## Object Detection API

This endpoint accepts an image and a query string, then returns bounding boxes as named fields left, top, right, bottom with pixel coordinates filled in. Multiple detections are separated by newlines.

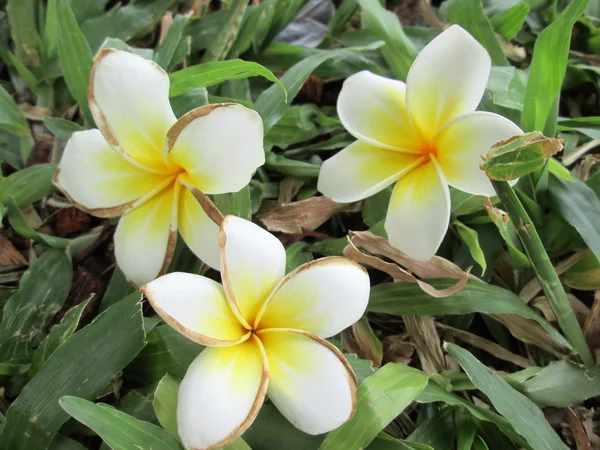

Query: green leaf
left=0, top=83, right=31, bottom=136
left=330, top=0, right=359, bottom=35
left=55, top=0, right=94, bottom=125
left=265, top=152, right=320, bottom=178
left=169, top=59, right=285, bottom=99
left=0, top=249, right=72, bottom=364
left=42, top=117, right=84, bottom=141
left=60, top=396, right=181, bottom=450
left=252, top=0, right=311, bottom=52
left=154, top=15, right=189, bottom=70
left=417, top=382, right=526, bottom=447
left=254, top=44, right=379, bottom=133
left=99, top=266, right=135, bottom=312
left=448, top=0, right=508, bottom=66
left=406, top=407, right=455, bottom=450
left=153, top=373, right=180, bottom=441
left=320, top=363, right=429, bottom=450
left=202, top=0, right=248, bottom=63
left=548, top=173, right=600, bottom=262
left=362, top=187, right=392, bottom=228
left=0, top=163, right=57, bottom=208
left=454, top=221, right=487, bottom=273
left=446, top=343, right=568, bottom=450
left=517, top=360, right=600, bottom=407
left=563, top=250, right=600, bottom=290
left=480, top=132, right=563, bottom=181
left=0, top=129, right=34, bottom=170
left=285, top=241, right=314, bottom=273
left=126, top=324, right=202, bottom=383
left=368, top=280, right=571, bottom=351
left=0, top=292, right=146, bottom=449
left=356, top=0, right=417, bottom=80
left=0, top=50, right=40, bottom=94
left=29, top=298, right=90, bottom=377
left=490, top=2, right=531, bottom=40
left=485, top=66, right=527, bottom=112
left=521, top=0, right=588, bottom=132
left=213, top=185, right=252, bottom=220
left=100, top=37, right=154, bottom=60
left=6, top=0, right=41, bottom=67
left=81, top=0, right=175, bottom=53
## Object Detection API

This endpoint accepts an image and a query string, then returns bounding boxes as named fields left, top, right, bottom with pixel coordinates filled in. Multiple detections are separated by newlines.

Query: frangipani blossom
left=141, top=216, right=370, bottom=450
left=318, top=25, right=523, bottom=261
left=54, top=49, right=264, bottom=286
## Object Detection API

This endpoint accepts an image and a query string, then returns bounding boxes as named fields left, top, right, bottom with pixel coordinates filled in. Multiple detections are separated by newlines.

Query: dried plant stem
left=492, top=180, right=594, bottom=367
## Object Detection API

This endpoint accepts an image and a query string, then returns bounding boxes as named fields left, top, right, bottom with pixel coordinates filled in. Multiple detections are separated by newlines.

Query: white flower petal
left=318, top=140, right=425, bottom=203
left=141, top=272, right=248, bottom=346
left=177, top=337, right=268, bottom=450
left=89, top=49, right=176, bottom=172
left=337, top=71, right=425, bottom=151
left=221, top=216, right=286, bottom=328
left=258, top=329, right=357, bottom=435
left=256, top=257, right=370, bottom=338
left=114, top=183, right=178, bottom=287
left=385, top=160, right=450, bottom=261
left=406, top=25, right=491, bottom=141
left=54, top=129, right=170, bottom=217
left=433, top=112, right=524, bottom=196
left=178, top=187, right=221, bottom=270
left=167, top=103, right=265, bottom=194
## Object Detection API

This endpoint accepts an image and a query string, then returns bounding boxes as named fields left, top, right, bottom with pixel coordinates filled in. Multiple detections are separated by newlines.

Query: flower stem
left=492, top=180, right=593, bottom=367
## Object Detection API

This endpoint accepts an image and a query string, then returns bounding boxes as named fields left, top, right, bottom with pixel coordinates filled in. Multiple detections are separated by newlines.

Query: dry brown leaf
left=583, top=291, right=600, bottom=350
left=341, top=317, right=383, bottom=368
left=436, top=322, right=533, bottom=368
left=493, top=314, right=569, bottom=357
left=0, top=235, right=27, bottom=267
left=383, top=336, right=414, bottom=365
left=20, top=104, right=52, bottom=121
left=404, top=316, right=445, bottom=374
left=278, top=177, right=304, bottom=204
left=258, top=197, right=361, bottom=234
left=520, top=249, right=591, bottom=303
left=350, top=230, right=478, bottom=281
left=345, top=232, right=472, bottom=297
left=159, top=11, right=173, bottom=45
left=567, top=408, right=592, bottom=450
left=532, top=295, right=590, bottom=327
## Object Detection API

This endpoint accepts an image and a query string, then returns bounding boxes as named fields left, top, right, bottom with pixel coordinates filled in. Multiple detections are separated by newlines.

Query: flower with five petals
left=141, top=216, right=370, bottom=450
left=317, top=25, right=523, bottom=261
left=54, top=49, right=264, bottom=286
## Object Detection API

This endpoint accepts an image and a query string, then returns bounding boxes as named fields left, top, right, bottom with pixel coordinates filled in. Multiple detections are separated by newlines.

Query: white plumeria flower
left=54, top=49, right=264, bottom=286
left=317, top=25, right=523, bottom=261
left=141, top=216, right=370, bottom=450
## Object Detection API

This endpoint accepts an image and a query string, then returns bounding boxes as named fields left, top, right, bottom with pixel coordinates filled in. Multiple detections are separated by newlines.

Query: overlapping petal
left=385, top=160, right=450, bottom=261
left=258, top=329, right=357, bottom=435
left=167, top=103, right=264, bottom=194
left=221, top=215, right=286, bottom=328
left=256, top=257, right=370, bottom=338
left=177, top=336, right=268, bottom=450
left=141, top=272, right=248, bottom=346
left=406, top=25, right=491, bottom=141
left=89, top=49, right=176, bottom=172
left=433, top=112, right=524, bottom=196
left=114, top=182, right=179, bottom=287
left=336, top=71, right=425, bottom=150
left=317, top=141, right=424, bottom=203
left=54, top=129, right=169, bottom=217
left=178, top=187, right=221, bottom=270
